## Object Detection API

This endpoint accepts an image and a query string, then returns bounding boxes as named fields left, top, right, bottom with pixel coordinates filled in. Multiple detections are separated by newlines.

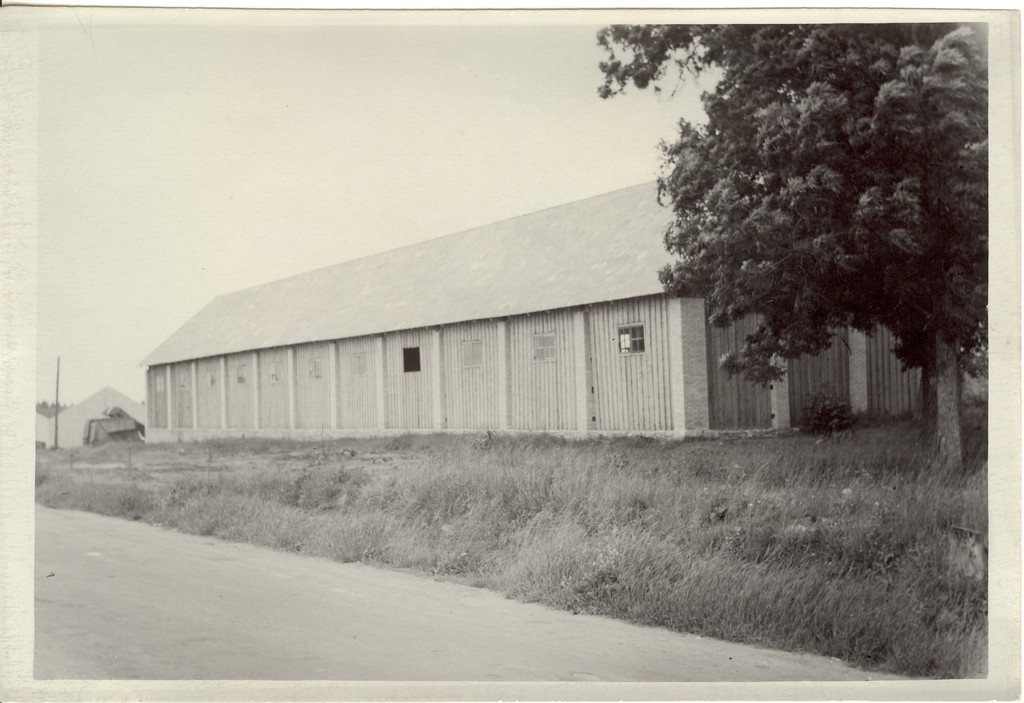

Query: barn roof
left=142, top=182, right=674, bottom=367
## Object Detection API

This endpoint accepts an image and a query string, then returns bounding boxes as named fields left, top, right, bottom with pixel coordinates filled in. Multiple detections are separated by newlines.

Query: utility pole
left=54, top=357, right=60, bottom=449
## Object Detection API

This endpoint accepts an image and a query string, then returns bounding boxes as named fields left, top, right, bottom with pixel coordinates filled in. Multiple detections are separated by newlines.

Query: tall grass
left=36, top=421, right=986, bottom=678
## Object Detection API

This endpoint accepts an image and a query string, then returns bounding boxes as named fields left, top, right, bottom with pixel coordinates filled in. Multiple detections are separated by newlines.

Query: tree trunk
left=933, top=335, right=963, bottom=472
left=919, top=341, right=936, bottom=430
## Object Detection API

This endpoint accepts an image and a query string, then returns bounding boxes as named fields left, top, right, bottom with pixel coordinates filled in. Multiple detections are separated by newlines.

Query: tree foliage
left=598, top=24, right=987, bottom=390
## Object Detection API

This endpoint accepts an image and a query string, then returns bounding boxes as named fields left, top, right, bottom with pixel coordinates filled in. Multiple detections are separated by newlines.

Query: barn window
left=155, top=374, right=165, bottom=392
left=462, top=340, right=483, bottom=368
left=352, top=353, right=368, bottom=377
left=618, top=323, right=645, bottom=354
left=403, top=347, right=421, bottom=373
left=270, top=362, right=281, bottom=383
left=533, top=333, right=556, bottom=362
left=208, top=371, right=216, bottom=387
left=309, top=358, right=322, bottom=379
left=237, top=365, right=247, bottom=384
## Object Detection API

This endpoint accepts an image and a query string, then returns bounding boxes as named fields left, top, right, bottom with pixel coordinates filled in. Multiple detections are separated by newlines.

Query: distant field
left=36, top=408, right=987, bottom=679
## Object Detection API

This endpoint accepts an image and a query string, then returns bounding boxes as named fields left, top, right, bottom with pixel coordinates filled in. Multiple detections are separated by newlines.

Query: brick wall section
left=669, top=297, right=711, bottom=433
left=679, top=298, right=710, bottom=431
left=848, top=328, right=869, bottom=413
left=770, top=365, right=791, bottom=429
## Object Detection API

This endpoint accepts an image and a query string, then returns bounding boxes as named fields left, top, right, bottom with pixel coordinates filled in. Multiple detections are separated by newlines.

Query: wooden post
left=53, top=356, right=60, bottom=449
left=251, top=351, right=260, bottom=430
left=572, top=310, right=589, bottom=433
left=496, top=320, right=508, bottom=430
left=219, top=356, right=228, bottom=429
left=373, top=336, right=386, bottom=430
left=287, top=346, right=296, bottom=431
left=328, top=341, right=339, bottom=430
left=430, top=329, right=443, bottom=430
left=165, top=366, right=174, bottom=430
left=190, top=360, right=199, bottom=430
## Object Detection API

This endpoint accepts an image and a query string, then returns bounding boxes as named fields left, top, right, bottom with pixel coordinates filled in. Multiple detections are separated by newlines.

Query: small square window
left=155, top=374, right=165, bottom=392
left=237, top=365, right=247, bottom=384
left=208, top=371, right=216, bottom=387
left=462, top=340, right=483, bottom=368
left=309, top=358, right=322, bottom=379
left=352, top=353, right=368, bottom=377
left=270, top=361, right=281, bottom=383
left=533, top=333, right=556, bottom=362
left=618, top=323, right=646, bottom=354
left=403, top=346, right=421, bottom=373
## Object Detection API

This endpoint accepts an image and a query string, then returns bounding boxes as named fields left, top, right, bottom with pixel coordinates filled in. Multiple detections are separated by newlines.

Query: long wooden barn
left=142, top=183, right=919, bottom=442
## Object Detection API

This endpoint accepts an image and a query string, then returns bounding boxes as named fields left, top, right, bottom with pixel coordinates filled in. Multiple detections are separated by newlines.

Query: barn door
left=176, top=366, right=193, bottom=428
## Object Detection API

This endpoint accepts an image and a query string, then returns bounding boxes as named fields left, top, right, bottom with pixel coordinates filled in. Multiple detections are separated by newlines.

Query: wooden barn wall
left=196, top=357, right=222, bottom=429
left=441, top=320, right=502, bottom=430
left=866, top=326, right=921, bottom=416
left=295, top=341, right=332, bottom=430
left=337, top=336, right=379, bottom=429
left=590, top=297, right=672, bottom=432
left=147, top=366, right=167, bottom=429
left=787, top=329, right=851, bottom=426
left=508, top=310, right=578, bottom=431
left=258, top=347, right=290, bottom=429
left=225, top=351, right=254, bottom=429
left=384, top=328, right=435, bottom=430
left=171, top=361, right=193, bottom=429
left=706, top=315, right=772, bottom=429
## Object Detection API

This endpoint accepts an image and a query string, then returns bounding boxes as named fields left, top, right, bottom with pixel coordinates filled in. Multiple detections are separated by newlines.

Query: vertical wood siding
left=441, top=320, right=502, bottom=429
left=171, top=362, right=193, bottom=429
left=336, top=336, right=379, bottom=429
left=589, top=296, right=672, bottom=432
left=196, top=357, right=222, bottom=428
left=294, top=341, right=332, bottom=430
left=258, top=347, right=290, bottom=429
left=508, top=310, right=578, bottom=431
left=866, top=326, right=921, bottom=416
left=224, top=352, right=254, bottom=429
left=384, top=329, right=434, bottom=430
left=148, top=366, right=167, bottom=429
left=705, top=315, right=772, bottom=429
left=787, top=329, right=851, bottom=426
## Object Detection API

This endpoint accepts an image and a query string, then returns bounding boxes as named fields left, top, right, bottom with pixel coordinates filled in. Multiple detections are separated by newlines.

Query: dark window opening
left=403, top=346, right=421, bottom=373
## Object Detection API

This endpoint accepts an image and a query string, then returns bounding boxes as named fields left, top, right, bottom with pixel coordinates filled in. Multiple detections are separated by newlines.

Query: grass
left=36, top=413, right=987, bottom=679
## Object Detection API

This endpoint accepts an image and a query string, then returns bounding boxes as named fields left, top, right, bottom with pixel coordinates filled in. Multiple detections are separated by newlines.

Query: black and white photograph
left=0, top=6, right=1018, bottom=701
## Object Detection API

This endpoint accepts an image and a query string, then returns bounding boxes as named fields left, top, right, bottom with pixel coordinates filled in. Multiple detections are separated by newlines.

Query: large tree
left=598, top=24, right=987, bottom=469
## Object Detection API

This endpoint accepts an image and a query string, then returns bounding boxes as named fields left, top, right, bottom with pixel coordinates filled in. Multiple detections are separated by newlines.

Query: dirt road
left=35, top=507, right=896, bottom=681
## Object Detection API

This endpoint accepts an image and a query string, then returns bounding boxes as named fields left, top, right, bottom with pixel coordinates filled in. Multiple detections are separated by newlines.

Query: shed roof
left=142, top=182, right=674, bottom=366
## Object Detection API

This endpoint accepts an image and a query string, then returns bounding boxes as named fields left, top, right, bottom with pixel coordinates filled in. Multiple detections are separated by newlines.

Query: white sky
left=33, top=11, right=713, bottom=406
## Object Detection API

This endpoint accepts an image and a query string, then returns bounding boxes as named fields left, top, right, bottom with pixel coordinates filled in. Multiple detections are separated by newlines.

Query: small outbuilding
left=84, top=407, right=145, bottom=446
left=50, top=387, right=146, bottom=449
